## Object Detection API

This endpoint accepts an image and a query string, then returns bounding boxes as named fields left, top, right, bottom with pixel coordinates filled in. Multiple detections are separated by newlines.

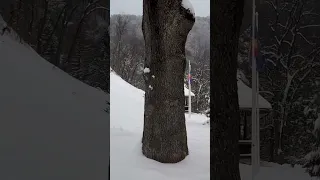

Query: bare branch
left=299, top=24, right=320, bottom=29
left=297, top=32, right=315, bottom=45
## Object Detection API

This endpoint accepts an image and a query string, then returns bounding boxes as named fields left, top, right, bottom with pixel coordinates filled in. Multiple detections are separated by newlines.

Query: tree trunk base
left=142, top=130, right=188, bottom=163
left=142, top=143, right=188, bottom=163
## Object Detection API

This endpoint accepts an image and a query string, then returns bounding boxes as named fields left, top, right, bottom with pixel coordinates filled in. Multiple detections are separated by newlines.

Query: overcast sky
left=110, top=0, right=210, bottom=17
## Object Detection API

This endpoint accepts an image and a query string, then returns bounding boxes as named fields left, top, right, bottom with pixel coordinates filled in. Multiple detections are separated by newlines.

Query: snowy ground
left=0, top=18, right=109, bottom=180
left=110, top=71, right=210, bottom=180
left=241, top=163, right=314, bottom=180
left=110, top=71, right=314, bottom=180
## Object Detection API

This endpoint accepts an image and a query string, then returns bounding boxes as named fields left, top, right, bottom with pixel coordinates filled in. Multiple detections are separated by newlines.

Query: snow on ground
left=110, top=71, right=144, bottom=131
left=241, top=164, right=314, bottom=180
left=110, top=71, right=314, bottom=180
left=0, top=17, right=109, bottom=180
left=110, top=71, right=210, bottom=180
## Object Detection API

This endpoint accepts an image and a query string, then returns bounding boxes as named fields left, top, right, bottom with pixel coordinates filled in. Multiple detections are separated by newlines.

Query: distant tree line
left=0, top=0, right=110, bottom=93
left=110, top=14, right=210, bottom=113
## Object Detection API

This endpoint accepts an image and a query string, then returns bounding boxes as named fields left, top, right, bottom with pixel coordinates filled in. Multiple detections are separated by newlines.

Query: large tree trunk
left=141, top=0, right=195, bottom=163
left=211, top=0, right=244, bottom=179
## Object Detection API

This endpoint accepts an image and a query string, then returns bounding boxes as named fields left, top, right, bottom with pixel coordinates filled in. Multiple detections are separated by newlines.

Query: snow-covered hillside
left=0, top=18, right=109, bottom=180
left=110, top=65, right=313, bottom=180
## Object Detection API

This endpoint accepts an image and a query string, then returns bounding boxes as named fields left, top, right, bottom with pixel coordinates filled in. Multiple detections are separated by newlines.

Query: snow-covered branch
left=277, top=22, right=286, bottom=29
left=299, top=24, right=320, bottom=29
left=260, top=91, right=275, bottom=96
left=297, top=32, right=315, bottom=45
left=265, top=1, right=277, bottom=11
left=265, top=58, right=276, bottom=66
left=291, top=54, right=305, bottom=61
left=85, top=7, right=109, bottom=17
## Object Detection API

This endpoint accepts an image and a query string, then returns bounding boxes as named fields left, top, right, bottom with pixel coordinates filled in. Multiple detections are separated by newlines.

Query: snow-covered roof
left=237, top=80, right=272, bottom=109
left=184, top=85, right=195, bottom=96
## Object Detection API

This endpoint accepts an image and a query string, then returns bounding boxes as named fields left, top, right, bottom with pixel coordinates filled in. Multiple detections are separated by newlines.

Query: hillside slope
left=0, top=19, right=109, bottom=180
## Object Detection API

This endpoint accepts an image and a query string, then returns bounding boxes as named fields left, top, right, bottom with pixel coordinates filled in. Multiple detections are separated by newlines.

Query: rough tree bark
left=211, top=0, right=244, bottom=179
left=141, top=0, right=195, bottom=163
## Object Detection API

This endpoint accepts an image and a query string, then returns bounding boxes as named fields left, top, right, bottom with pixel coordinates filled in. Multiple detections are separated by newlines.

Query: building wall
left=240, top=109, right=274, bottom=161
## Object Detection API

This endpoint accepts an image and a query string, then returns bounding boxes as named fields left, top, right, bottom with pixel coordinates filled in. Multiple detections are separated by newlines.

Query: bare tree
left=54, top=4, right=78, bottom=67
left=63, top=0, right=108, bottom=71
left=141, top=0, right=195, bottom=163
left=188, top=36, right=210, bottom=112
left=211, top=0, right=244, bottom=179
left=258, top=0, right=320, bottom=159
left=110, top=14, right=130, bottom=74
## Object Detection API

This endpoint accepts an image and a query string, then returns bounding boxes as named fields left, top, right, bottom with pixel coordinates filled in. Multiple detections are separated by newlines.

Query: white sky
left=110, top=0, right=210, bottom=17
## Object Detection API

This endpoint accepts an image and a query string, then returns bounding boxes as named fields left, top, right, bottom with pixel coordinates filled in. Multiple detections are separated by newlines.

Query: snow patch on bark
left=182, top=0, right=195, bottom=17
left=143, top=68, right=150, bottom=73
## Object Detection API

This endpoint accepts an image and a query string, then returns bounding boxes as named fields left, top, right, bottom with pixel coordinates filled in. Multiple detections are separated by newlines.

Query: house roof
left=237, top=80, right=272, bottom=109
left=184, top=85, right=195, bottom=96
